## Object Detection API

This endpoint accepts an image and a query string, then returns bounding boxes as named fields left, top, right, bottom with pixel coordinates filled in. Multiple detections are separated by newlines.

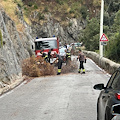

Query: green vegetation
left=0, top=30, right=3, bottom=48
left=80, top=17, right=100, bottom=51
left=44, top=6, right=49, bottom=12
left=105, top=10, right=120, bottom=62
left=56, top=0, right=63, bottom=5
left=38, top=12, right=45, bottom=20
left=69, top=22, right=72, bottom=27
left=80, top=0, right=120, bottom=63
left=21, top=0, right=94, bottom=24
left=1, top=0, right=101, bottom=25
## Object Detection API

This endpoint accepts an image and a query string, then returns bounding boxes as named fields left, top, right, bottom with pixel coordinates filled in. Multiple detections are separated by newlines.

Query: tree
left=106, top=10, right=120, bottom=62
left=112, top=10, right=120, bottom=32
left=106, top=32, right=120, bottom=62
left=80, top=17, right=100, bottom=51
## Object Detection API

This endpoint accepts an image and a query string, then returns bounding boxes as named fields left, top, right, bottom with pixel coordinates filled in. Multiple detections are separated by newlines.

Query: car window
left=106, top=71, right=119, bottom=88
left=111, top=71, right=120, bottom=89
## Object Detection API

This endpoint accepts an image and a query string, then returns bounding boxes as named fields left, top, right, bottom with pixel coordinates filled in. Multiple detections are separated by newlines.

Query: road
left=0, top=58, right=110, bottom=120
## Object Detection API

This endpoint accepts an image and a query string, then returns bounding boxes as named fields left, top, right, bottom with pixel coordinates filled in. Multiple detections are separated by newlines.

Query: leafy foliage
left=112, top=10, right=120, bottom=32
left=80, top=1, right=120, bottom=63
left=106, top=32, right=120, bottom=62
left=105, top=10, right=120, bottom=62
left=80, top=17, right=100, bottom=51
left=80, top=6, right=88, bottom=19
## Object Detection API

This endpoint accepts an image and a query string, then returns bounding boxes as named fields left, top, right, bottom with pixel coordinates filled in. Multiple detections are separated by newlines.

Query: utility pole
left=99, top=0, right=104, bottom=57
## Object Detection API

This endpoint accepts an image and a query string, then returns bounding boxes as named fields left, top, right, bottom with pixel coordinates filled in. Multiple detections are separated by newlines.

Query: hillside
left=0, top=0, right=101, bottom=30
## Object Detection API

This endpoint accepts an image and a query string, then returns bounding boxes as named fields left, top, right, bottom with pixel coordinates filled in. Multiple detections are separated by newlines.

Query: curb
left=0, top=77, right=24, bottom=96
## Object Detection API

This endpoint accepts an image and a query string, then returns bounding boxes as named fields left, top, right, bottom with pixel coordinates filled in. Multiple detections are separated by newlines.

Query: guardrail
left=83, top=50, right=120, bottom=74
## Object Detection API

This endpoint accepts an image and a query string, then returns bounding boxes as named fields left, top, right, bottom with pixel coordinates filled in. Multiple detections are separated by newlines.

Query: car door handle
left=102, top=96, right=105, bottom=99
left=108, top=95, right=110, bottom=98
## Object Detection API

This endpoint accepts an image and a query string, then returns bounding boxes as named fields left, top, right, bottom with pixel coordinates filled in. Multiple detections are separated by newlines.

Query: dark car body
left=94, top=67, right=120, bottom=120
left=111, top=104, right=120, bottom=120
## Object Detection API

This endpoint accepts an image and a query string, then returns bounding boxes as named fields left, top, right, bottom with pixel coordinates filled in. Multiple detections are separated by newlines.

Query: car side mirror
left=111, top=104, right=120, bottom=115
left=93, top=83, right=105, bottom=90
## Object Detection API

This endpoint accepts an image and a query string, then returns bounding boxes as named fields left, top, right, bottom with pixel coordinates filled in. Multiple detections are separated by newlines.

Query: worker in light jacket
left=77, top=49, right=86, bottom=74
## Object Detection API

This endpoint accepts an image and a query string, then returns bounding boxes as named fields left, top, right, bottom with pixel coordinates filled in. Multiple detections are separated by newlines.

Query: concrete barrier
left=0, top=76, right=25, bottom=96
left=83, top=50, right=120, bottom=74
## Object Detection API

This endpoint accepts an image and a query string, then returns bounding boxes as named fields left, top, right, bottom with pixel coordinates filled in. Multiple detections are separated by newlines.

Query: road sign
left=100, top=33, right=108, bottom=42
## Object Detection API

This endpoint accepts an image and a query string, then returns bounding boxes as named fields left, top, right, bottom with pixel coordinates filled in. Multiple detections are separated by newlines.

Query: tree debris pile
left=22, top=56, right=56, bottom=77
left=22, top=56, right=78, bottom=77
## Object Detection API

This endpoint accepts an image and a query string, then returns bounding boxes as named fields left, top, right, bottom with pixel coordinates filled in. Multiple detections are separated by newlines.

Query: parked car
left=111, top=104, right=120, bottom=120
left=74, top=42, right=82, bottom=48
left=94, top=67, right=120, bottom=120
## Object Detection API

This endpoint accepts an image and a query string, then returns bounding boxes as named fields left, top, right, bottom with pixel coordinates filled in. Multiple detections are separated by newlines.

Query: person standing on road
left=40, top=50, right=49, bottom=63
left=48, top=48, right=53, bottom=63
left=53, top=52, right=63, bottom=75
left=77, top=49, right=86, bottom=74
left=65, top=49, right=71, bottom=65
left=64, top=42, right=67, bottom=49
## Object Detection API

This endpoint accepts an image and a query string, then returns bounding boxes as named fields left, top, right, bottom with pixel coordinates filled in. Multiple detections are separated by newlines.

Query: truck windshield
left=35, top=40, right=57, bottom=50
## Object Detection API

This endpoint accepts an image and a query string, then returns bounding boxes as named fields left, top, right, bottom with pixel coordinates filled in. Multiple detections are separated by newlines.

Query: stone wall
left=84, top=51, right=120, bottom=74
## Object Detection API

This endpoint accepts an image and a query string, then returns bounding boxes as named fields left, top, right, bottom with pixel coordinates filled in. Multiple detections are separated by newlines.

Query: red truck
left=33, top=37, right=59, bottom=58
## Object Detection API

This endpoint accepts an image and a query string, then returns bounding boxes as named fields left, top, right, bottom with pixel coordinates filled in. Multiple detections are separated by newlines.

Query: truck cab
left=33, top=37, right=59, bottom=60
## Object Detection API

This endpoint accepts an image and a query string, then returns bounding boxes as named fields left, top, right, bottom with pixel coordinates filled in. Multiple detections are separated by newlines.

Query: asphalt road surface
left=0, top=58, right=110, bottom=120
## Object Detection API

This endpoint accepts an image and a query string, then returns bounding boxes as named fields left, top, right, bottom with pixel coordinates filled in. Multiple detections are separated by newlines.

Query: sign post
left=99, top=0, right=104, bottom=57
left=100, top=33, right=108, bottom=56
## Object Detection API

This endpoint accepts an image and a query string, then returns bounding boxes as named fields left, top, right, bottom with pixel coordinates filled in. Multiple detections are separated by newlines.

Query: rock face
left=0, top=8, right=86, bottom=87
left=0, top=9, right=33, bottom=87
left=31, top=14, right=86, bottom=44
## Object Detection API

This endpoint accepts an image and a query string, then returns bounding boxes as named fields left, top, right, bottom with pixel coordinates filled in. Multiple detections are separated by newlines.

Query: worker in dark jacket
left=65, top=49, right=71, bottom=65
left=48, top=48, right=53, bottom=63
left=77, top=49, right=86, bottom=74
left=40, top=50, right=49, bottom=63
left=53, top=52, right=63, bottom=75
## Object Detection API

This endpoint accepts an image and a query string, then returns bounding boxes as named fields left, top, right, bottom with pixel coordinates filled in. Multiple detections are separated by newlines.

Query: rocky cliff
left=0, top=7, right=86, bottom=88
left=0, top=8, right=33, bottom=87
left=31, top=14, right=86, bottom=44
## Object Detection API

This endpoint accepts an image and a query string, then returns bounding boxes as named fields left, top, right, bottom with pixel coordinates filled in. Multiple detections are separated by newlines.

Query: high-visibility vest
left=66, top=52, right=71, bottom=58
